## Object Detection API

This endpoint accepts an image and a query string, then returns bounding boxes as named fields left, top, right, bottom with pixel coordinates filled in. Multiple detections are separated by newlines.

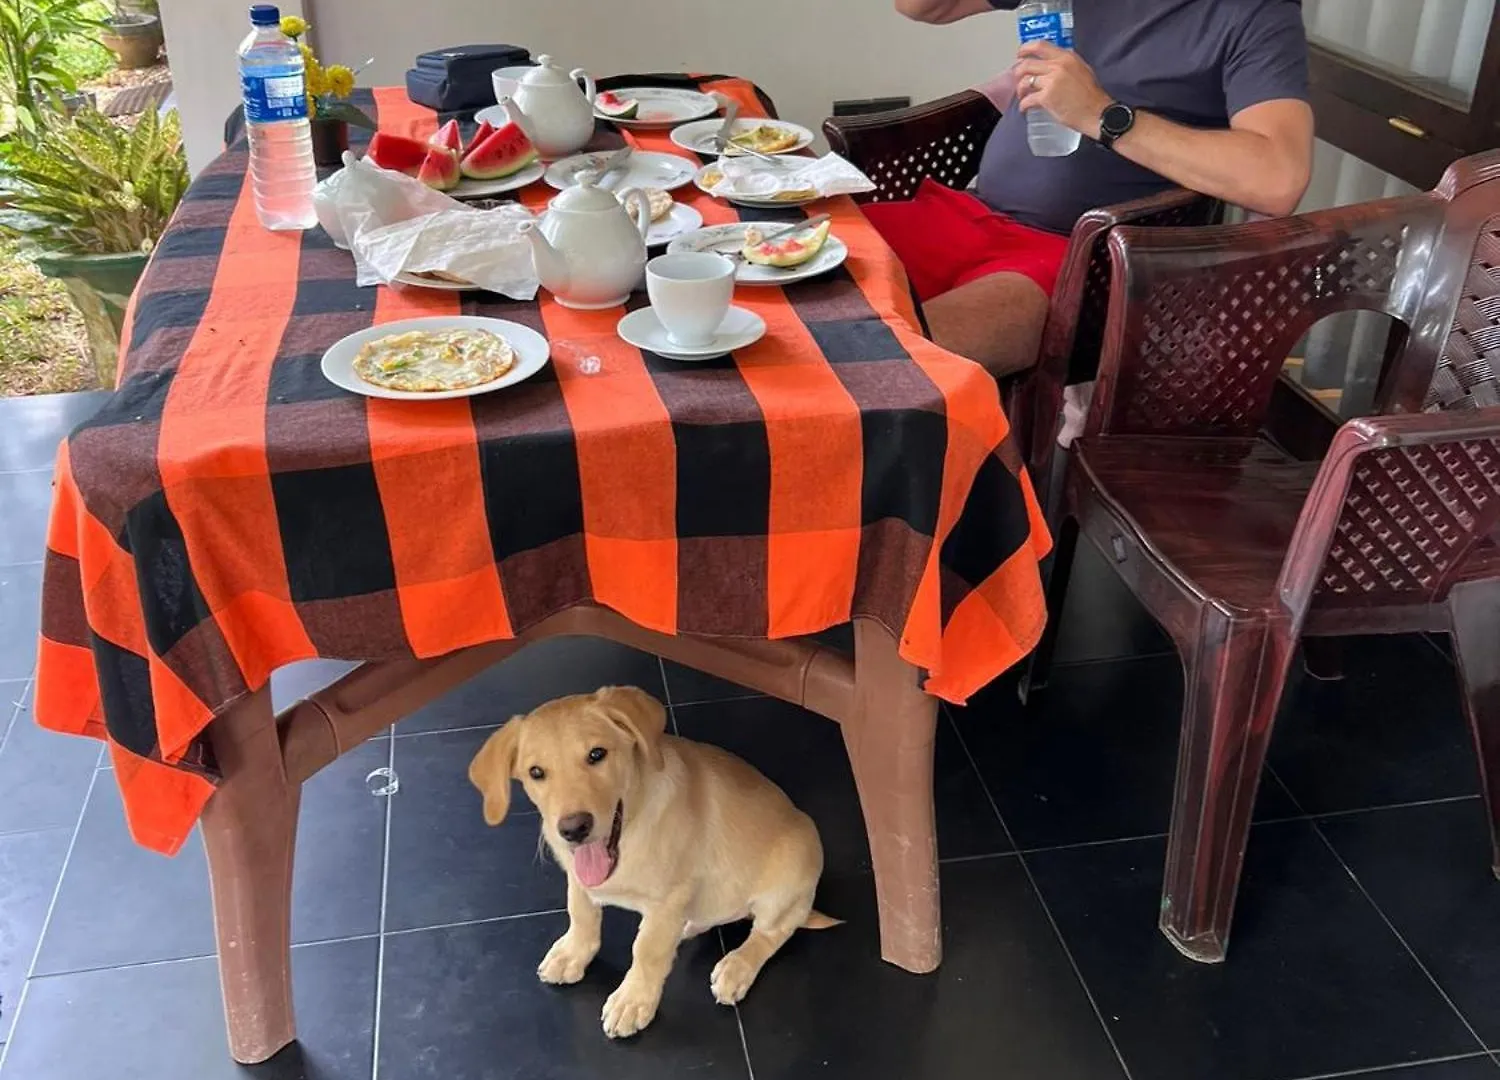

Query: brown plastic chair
left=1025, top=150, right=1500, bottom=963
left=823, top=90, right=1222, bottom=463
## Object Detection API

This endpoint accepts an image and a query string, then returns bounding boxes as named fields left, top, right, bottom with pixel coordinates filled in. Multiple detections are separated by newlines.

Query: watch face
left=1102, top=103, right=1133, bottom=135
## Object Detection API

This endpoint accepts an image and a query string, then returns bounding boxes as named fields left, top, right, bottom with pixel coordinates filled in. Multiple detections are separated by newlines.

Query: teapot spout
left=498, top=95, right=534, bottom=140
left=520, top=221, right=568, bottom=294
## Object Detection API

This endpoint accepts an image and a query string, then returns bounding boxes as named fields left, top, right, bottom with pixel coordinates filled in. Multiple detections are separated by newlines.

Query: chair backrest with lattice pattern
left=1309, top=155, right=1500, bottom=611
left=825, top=92, right=1000, bottom=205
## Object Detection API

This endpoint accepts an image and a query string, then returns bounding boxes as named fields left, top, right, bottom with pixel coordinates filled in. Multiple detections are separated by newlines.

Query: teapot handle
left=572, top=69, right=596, bottom=110
left=618, top=187, right=652, bottom=240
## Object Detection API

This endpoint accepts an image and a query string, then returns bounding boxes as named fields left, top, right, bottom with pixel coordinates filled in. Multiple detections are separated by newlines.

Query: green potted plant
left=0, top=107, right=189, bottom=385
left=0, top=0, right=104, bottom=135
left=100, top=0, right=163, bottom=70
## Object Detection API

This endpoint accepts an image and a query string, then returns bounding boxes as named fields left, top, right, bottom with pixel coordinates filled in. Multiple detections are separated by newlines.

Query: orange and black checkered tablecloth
left=35, top=77, right=1050, bottom=855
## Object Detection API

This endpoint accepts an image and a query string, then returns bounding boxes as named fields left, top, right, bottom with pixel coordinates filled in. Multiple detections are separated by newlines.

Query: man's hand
left=895, top=0, right=998, bottom=26
left=1013, top=41, right=1111, bottom=138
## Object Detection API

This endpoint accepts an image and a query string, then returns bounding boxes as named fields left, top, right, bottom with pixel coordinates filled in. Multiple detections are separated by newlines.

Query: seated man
left=881, top=0, right=1315, bottom=381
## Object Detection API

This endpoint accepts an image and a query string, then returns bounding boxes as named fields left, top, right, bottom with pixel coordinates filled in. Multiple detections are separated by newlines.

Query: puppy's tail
left=801, top=910, right=843, bottom=931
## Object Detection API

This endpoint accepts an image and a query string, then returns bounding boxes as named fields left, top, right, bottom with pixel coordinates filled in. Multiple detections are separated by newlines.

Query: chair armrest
left=1278, top=408, right=1500, bottom=620
left=823, top=90, right=1000, bottom=204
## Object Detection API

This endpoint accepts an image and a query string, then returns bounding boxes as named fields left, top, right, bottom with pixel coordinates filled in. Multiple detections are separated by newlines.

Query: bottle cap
left=249, top=4, right=281, bottom=26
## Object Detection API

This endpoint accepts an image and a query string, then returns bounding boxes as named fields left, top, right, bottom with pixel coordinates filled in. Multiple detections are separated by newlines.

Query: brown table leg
left=843, top=617, right=942, bottom=973
left=200, top=685, right=300, bottom=1064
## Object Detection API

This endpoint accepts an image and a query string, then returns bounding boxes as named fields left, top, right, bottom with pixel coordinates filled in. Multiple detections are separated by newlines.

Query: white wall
left=163, top=0, right=1018, bottom=174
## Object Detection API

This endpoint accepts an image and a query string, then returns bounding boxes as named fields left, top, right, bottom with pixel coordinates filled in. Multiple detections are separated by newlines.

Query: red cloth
left=863, top=178, right=1071, bottom=303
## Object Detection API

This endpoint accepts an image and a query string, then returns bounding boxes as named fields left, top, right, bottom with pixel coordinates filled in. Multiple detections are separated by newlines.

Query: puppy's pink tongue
left=573, top=840, right=613, bottom=887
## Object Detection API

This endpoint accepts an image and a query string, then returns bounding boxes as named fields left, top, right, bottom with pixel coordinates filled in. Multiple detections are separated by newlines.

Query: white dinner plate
left=595, top=87, right=719, bottom=128
left=391, top=271, right=473, bottom=291
left=448, top=160, right=546, bottom=199
left=544, top=150, right=697, bottom=193
left=692, top=162, right=822, bottom=209
left=670, top=118, right=815, bottom=158
left=667, top=223, right=848, bottom=285
left=321, top=316, right=552, bottom=401
left=618, top=305, right=766, bottom=361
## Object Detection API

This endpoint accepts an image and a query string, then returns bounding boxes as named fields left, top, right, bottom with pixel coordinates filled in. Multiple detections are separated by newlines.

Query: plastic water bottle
left=238, top=4, right=317, bottom=230
left=1016, top=0, right=1082, bottom=158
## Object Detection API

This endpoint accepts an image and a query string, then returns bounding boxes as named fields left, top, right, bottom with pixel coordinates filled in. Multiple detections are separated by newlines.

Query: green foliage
left=0, top=0, right=105, bottom=136
left=0, top=106, right=188, bottom=255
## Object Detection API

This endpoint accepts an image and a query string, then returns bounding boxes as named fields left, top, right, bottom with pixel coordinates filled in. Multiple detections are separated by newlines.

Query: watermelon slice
left=417, top=146, right=460, bottom=191
left=742, top=220, right=832, bottom=269
left=468, top=119, right=498, bottom=152
left=460, top=121, right=539, bottom=180
left=366, top=132, right=432, bottom=176
left=430, top=119, right=463, bottom=154
left=596, top=91, right=639, bottom=120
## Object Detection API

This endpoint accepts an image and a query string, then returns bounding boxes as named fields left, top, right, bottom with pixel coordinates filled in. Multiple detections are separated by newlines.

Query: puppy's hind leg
left=710, top=887, right=815, bottom=1006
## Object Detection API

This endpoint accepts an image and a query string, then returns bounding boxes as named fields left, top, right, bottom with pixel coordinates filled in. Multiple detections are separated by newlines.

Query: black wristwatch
left=1098, top=101, right=1136, bottom=150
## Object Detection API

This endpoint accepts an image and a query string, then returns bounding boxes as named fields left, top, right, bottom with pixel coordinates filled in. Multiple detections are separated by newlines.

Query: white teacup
left=646, top=252, right=736, bottom=348
left=491, top=65, right=537, bottom=104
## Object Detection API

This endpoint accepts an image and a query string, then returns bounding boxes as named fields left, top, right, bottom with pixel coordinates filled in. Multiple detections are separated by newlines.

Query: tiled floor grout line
left=942, top=705, right=1137, bottom=1080
left=369, top=732, right=397, bottom=1080
left=1269, top=763, right=1495, bottom=1060
left=1285, top=1049, right=1500, bottom=1080
left=382, top=907, right=568, bottom=939
left=0, top=680, right=27, bottom=759
left=0, top=764, right=100, bottom=1077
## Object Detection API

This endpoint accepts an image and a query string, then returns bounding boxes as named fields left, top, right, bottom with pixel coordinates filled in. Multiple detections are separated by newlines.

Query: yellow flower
left=324, top=64, right=355, bottom=100
left=279, top=14, right=307, bottom=38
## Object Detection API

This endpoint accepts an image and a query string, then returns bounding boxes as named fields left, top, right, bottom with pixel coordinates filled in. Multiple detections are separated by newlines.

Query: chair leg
left=843, top=617, right=941, bottom=973
left=1018, top=514, right=1079, bottom=704
left=1160, top=610, right=1295, bottom=963
left=1449, top=580, right=1500, bottom=875
left=200, top=685, right=302, bottom=1064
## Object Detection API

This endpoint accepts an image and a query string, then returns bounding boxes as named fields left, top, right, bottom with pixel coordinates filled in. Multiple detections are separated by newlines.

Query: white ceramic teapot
left=523, top=173, right=650, bottom=309
left=502, top=55, right=596, bottom=159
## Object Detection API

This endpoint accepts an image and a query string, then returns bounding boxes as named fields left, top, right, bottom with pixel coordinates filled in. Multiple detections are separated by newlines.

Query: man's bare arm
left=1015, top=42, right=1313, bottom=216
left=895, top=0, right=999, bottom=26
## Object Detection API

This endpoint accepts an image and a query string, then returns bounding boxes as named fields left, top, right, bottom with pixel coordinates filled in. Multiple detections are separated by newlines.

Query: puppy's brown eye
left=587, top=747, right=607, bottom=765
left=528, top=765, right=545, bottom=781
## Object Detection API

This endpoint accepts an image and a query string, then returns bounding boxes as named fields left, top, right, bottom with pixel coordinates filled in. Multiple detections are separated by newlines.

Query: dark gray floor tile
left=385, top=725, right=561, bottom=932
left=378, top=909, right=748, bottom=1080
left=37, top=739, right=389, bottom=974
left=1319, top=800, right=1500, bottom=1048
left=1026, top=820, right=1480, bottom=1080
left=734, top=858, right=1124, bottom=1080
left=398, top=636, right=666, bottom=735
left=953, top=654, right=1298, bottom=851
left=3, top=936, right=375, bottom=1080
left=0, top=391, right=107, bottom=473
left=674, top=695, right=1012, bottom=873
left=1269, top=636, right=1476, bottom=815
left=1338, top=1056, right=1500, bottom=1078
left=1051, top=540, right=1174, bottom=665
left=0, top=563, right=41, bottom=682
left=0, top=471, right=53, bottom=567
left=0, top=697, right=100, bottom=835
left=0, top=828, right=70, bottom=1042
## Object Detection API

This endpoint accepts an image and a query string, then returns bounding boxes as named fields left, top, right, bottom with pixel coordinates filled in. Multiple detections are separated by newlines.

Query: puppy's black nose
left=558, top=812, right=594, bottom=844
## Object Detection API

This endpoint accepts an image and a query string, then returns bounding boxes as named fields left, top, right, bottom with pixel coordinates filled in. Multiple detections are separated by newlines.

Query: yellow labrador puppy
left=468, top=685, right=837, bottom=1039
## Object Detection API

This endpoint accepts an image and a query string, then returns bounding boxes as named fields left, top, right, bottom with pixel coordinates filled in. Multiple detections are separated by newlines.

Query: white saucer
left=544, top=150, right=697, bottom=193
left=618, top=305, right=766, bottom=361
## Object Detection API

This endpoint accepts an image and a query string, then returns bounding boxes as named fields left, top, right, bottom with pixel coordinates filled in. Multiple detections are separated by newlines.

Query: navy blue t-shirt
left=977, top=0, right=1309, bottom=234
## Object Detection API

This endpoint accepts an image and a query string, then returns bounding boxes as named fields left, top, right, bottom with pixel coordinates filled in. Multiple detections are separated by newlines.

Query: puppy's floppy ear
left=468, top=719, right=522, bottom=826
left=595, top=686, right=667, bottom=770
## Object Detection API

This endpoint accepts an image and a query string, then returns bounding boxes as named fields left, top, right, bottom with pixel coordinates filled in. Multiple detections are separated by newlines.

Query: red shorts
left=862, top=178, right=1070, bottom=304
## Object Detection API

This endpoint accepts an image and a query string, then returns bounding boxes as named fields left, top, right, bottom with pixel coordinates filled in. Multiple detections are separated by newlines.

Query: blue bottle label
left=242, top=70, right=308, bottom=123
left=1018, top=11, right=1074, bottom=48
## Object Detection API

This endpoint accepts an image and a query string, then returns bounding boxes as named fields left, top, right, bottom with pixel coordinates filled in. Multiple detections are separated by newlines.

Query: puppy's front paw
left=537, top=933, right=597, bottom=986
left=710, top=951, right=758, bottom=1006
left=601, top=979, right=661, bottom=1039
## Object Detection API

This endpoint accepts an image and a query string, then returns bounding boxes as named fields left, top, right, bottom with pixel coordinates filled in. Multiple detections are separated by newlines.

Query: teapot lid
left=549, top=172, right=626, bottom=212
left=519, top=55, right=576, bottom=88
